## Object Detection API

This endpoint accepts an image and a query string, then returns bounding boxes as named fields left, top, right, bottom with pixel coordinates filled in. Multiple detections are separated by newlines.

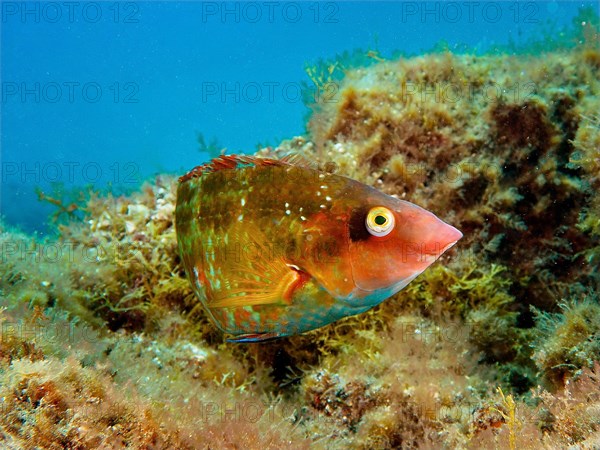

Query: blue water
left=1, top=1, right=596, bottom=234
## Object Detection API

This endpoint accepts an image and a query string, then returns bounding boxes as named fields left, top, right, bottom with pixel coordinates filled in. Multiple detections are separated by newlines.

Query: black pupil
left=374, top=215, right=387, bottom=226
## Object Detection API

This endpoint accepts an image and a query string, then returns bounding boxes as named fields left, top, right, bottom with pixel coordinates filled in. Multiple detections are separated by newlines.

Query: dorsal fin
left=179, top=155, right=280, bottom=182
left=279, top=153, right=317, bottom=169
left=179, top=153, right=315, bottom=182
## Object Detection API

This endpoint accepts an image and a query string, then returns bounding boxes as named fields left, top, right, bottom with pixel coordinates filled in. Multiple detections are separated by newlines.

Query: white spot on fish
left=316, top=191, right=321, bottom=196
left=320, top=204, right=326, bottom=209
left=320, top=185, right=328, bottom=189
left=300, top=216, right=306, bottom=221
left=238, top=214, right=243, bottom=222
left=286, top=210, right=291, bottom=215
left=193, top=267, right=202, bottom=287
left=241, top=198, right=246, bottom=206
left=326, top=196, right=332, bottom=201
left=285, top=202, right=289, bottom=208
left=299, top=207, right=303, bottom=212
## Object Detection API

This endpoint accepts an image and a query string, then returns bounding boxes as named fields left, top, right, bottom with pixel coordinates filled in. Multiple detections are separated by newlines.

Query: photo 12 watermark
left=200, top=81, right=339, bottom=105
left=200, top=2, right=339, bottom=24
left=399, top=2, right=540, bottom=24
left=400, top=81, right=538, bottom=104
left=1, top=2, right=140, bottom=24
left=198, top=400, right=276, bottom=423
left=2, top=82, right=139, bottom=104
left=0, top=320, right=101, bottom=346
left=0, top=240, right=141, bottom=265
left=1, top=161, right=141, bottom=185
left=396, top=320, right=471, bottom=345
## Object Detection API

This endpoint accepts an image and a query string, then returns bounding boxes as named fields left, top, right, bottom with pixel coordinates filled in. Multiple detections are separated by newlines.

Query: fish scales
left=176, top=155, right=462, bottom=342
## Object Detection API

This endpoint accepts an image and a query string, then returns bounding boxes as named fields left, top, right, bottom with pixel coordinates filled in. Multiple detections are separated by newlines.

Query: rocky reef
left=1, top=12, right=599, bottom=450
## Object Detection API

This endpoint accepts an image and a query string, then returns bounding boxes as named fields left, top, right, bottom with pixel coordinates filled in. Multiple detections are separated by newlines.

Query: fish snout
left=394, top=202, right=462, bottom=265
left=437, top=222, right=463, bottom=251
left=418, top=216, right=463, bottom=264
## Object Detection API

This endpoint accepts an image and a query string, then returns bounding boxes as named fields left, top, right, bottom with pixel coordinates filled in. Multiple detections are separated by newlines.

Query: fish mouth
left=423, top=246, right=456, bottom=265
left=442, top=239, right=460, bottom=253
left=422, top=222, right=463, bottom=264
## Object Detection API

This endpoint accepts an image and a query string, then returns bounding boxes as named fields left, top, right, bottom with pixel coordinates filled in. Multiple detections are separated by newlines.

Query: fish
left=175, top=154, right=462, bottom=343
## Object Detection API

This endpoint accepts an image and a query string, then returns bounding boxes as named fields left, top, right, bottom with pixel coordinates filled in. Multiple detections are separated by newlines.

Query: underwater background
left=1, top=1, right=600, bottom=448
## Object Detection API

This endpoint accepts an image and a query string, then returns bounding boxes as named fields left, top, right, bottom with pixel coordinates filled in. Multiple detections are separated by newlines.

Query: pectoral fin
left=210, top=263, right=309, bottom=308
left=208, top=223, right=310, bottom=309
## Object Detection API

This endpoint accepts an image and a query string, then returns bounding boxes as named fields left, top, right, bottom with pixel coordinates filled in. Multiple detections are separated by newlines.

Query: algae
left=1, top=9, right=600, bottom=449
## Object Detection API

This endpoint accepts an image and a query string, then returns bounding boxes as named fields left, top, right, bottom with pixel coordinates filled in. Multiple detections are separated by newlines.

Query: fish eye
left=365, top=206, right=395, bottom=237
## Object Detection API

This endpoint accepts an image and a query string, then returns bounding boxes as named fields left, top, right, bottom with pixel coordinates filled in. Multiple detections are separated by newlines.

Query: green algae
left=1, top=9, right=600, bottom=449
left=532, top=296, right=600, bottom=387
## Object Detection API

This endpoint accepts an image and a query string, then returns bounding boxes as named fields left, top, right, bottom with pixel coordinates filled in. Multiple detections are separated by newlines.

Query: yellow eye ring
left=366, top=206, right=395, bottom=237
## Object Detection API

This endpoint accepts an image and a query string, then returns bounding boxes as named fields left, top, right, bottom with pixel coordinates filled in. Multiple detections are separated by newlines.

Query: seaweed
left=2, top=7, right=600, bottom=447
left=532, top=295, right=600, bottom=388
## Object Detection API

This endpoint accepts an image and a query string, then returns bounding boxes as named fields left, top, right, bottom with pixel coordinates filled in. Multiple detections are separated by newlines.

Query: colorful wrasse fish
left=176, top=155, right=462, bottom=343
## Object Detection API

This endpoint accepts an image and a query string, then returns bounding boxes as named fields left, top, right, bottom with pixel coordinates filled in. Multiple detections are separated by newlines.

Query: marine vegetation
left=1, top=10, right=599, bottom=449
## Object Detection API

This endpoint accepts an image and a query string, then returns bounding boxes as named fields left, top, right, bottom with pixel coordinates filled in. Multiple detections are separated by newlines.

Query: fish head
left=343, top=185, right=462, bottom=307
